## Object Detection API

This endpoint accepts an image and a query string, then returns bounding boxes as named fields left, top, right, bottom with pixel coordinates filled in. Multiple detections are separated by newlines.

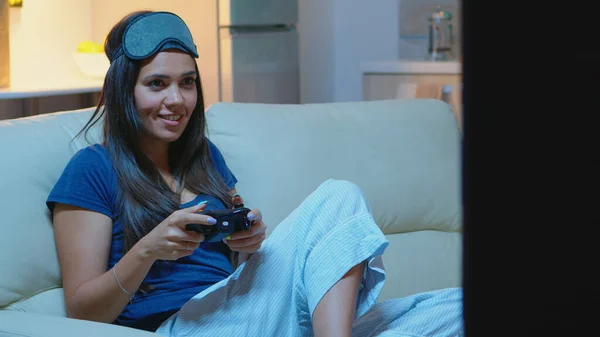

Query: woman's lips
left=158, top=115, right=181, bottom=126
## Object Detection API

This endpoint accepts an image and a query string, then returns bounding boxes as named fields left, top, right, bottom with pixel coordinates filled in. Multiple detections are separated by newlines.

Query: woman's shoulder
left=206, top=138, right=223, bottom=156
left=206, top=138, right=217, bottom=148
left=72, top=143, right=109, bottom=160
left=48, top=143, right=118, bottom=216
left=206, top=138, right=228, bottom=163
left=68, top=144, right=114, bottom=174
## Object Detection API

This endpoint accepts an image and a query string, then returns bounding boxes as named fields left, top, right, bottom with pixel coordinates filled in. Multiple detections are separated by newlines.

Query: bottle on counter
left=426, top=5, right=454, bottom=61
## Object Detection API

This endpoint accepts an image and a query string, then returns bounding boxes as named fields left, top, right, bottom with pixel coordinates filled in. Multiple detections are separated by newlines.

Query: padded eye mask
left=110, top=11, right=199, bottom=63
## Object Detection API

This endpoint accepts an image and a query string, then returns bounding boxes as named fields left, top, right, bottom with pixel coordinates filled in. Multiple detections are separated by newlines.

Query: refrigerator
left=217, top=0, right=299, bottom=104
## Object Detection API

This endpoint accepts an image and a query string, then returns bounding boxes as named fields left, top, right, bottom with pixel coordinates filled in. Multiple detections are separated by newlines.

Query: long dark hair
left=76, top=10, right=233, bottom=253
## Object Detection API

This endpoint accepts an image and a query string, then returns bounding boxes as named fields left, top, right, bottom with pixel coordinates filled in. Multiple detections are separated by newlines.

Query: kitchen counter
left=361, top=60, right=461, bottom=74
left=361, top=59, right=463, bottom=128
left=0, top=79, right=104, bottom=100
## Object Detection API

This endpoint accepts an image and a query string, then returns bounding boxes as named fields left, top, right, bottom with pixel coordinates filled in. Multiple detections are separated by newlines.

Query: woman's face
left=134, top=49, right=198, bottom=146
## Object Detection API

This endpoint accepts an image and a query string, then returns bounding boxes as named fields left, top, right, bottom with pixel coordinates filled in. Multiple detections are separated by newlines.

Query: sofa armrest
left=0, top=310, right=158, bottom=337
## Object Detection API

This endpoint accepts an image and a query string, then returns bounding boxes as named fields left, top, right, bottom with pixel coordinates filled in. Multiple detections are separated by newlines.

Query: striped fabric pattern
left=156, top=179, right=463, bottom=337
left=352, top=288, right=464, bottom=337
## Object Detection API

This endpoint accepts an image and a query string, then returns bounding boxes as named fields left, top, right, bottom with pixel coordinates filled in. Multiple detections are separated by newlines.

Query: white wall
left=332, top=0, right=399, bottom=103
left=298, top=0, right=399, bottom=103
left=8, top=0, right=93, bottom=88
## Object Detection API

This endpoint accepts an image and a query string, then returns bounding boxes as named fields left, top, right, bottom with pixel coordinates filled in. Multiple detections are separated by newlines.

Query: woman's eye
left=148, top=80, right=164, bottom=88
left=182, top=77, right=195, bottom=86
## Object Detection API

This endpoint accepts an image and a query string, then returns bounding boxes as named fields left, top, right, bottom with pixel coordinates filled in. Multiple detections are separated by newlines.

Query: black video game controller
left=185, top=205, right=254, bottom=243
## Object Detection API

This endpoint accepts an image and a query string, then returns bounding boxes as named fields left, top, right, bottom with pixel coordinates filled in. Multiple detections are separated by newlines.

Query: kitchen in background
left=361, top=0, right=463, bottom=128
left=0, top=0, right=300, bottom=121
left=1, top=0, right=462, bottom=122
left=0, top=0, right=101, bottom=120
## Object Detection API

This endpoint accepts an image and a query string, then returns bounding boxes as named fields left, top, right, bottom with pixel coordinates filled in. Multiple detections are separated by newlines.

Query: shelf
left=0, top=80, right=104, bottom=100
left=361, top=60, right=461, bottom=75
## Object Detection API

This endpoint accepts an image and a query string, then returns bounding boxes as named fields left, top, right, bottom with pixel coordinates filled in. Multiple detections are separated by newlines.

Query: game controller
left=185, top=205, right=254, bottom=243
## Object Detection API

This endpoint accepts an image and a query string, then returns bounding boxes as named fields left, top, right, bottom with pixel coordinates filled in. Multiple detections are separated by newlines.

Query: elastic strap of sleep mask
left=110, top=11, right=199, bottom=63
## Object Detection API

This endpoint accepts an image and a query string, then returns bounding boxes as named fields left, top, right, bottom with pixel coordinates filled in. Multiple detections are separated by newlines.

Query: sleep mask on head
left=110, top=11, right=199, bottom=63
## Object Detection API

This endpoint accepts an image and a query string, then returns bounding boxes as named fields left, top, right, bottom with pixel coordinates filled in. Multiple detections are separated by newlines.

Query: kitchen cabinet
left=0, top=81, right=102, bottom=121
left=0, top=93, right=100, bottom=120
left=361, top=60, right=462, bottom=128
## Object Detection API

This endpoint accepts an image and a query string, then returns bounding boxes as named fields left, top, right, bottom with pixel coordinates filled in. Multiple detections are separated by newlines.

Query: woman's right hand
left=137, top=202, right=216, bottom=261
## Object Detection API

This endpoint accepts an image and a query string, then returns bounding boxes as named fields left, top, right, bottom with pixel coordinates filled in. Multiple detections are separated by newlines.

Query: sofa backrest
left=0, top=107, right=102, bottom=314
left=0, top=98, right=461, bottom=314
left=205, top=99, right=462, bottom=237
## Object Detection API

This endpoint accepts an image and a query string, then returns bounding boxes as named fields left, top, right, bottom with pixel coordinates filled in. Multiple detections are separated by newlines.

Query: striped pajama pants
left=156, top=179, right=464, bottom=337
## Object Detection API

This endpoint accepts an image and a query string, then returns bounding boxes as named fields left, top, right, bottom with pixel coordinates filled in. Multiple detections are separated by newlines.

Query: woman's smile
left=134, top=49, right=198, bottom=145
left=158, top=114, right=183, bottom=126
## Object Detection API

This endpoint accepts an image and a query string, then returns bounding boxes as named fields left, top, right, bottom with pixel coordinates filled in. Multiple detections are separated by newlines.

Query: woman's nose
left=164, top=84, right=184, bottom=106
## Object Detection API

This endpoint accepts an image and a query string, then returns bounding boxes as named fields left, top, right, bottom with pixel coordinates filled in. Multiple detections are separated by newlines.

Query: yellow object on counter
left=8, top=0, right=23, bottom=8
left=76, top=41, right=104, bottom=53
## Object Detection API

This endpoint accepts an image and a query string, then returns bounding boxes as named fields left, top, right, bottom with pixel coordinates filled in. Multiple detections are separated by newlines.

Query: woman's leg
left=313, top=262, right=366, bottom=337
left=351, top=287, right=464, bottom=337
left=156, top=179, right=389, bottom=337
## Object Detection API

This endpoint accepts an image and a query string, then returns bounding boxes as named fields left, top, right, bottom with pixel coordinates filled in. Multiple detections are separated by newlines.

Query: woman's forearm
left=66, top=241, right=156, bottom=323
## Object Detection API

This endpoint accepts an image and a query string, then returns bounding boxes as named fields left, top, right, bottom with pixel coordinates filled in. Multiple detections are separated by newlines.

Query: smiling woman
left=50, top=11, right=238, bottom=331
left=134, top=51, right=198, bottom=149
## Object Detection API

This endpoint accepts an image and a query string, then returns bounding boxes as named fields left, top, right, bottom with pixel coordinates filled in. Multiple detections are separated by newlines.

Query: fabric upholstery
left=0, top=310, right=157, bottom=337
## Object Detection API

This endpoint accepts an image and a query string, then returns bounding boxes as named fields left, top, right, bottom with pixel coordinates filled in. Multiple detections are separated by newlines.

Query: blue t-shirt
left=46, top=140, right=238, bottom=332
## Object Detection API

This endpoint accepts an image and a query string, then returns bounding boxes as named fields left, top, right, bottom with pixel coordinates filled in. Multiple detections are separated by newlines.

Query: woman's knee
left=292, top=179, right=375, bottom=245
left=318, top=179, right=364, bottom=196
left=313, top=179, right=370, bottom=212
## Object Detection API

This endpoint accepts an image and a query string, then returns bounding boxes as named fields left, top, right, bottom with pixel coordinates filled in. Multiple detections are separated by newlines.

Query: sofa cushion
left=204, top=98, right=462, bottom=236
left=4, top=288, right=66, bottom=317
left=378, top=231, right=462, bottom=302
left=0, top=108, right=101, bottom=309
left=0, top=310, right=158, bottom=336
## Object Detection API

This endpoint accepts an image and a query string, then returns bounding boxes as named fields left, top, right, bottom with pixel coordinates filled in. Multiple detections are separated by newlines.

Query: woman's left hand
left=223, top=209, right=266, bottom=254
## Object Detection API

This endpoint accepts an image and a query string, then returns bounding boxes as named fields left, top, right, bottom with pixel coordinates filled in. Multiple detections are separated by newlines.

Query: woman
left=47, top=10, right=463, bottom=337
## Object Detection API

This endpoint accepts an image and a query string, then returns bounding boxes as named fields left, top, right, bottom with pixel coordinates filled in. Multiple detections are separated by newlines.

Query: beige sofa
left=0, top=98, right=463, bottom=336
